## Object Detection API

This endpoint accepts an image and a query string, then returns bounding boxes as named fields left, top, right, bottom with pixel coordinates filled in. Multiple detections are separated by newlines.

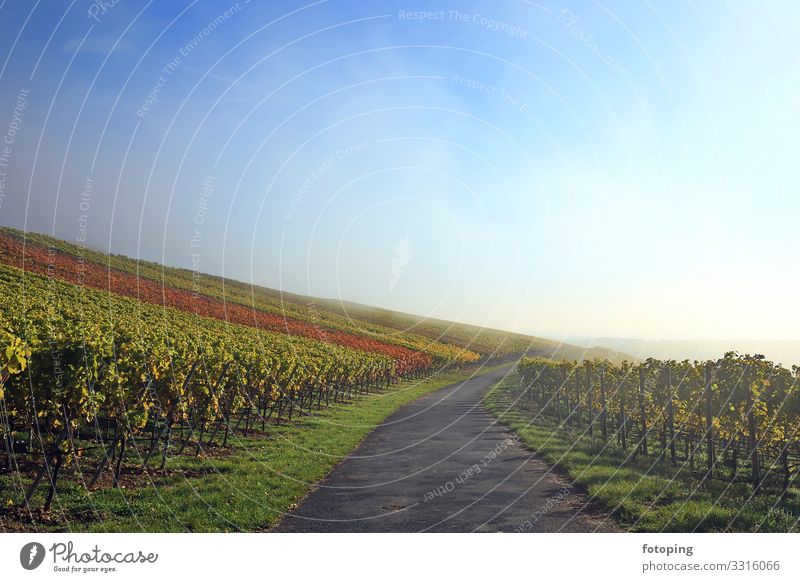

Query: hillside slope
left=0, top=226, right=629, bottom=363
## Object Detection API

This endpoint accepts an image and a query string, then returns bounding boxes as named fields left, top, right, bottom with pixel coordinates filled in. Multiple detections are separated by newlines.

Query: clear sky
left=0, top=0, right=798, bottom=341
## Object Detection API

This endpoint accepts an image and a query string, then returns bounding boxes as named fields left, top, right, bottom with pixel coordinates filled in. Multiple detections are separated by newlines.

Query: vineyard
left=0, top=231, right=476, bottom=372
left=1, top=228, right=534, bottom=527
left=495, top=356, right=800, bottom=530
left=516, top=356, right=800, bottom=493
left=0, top=263, right=405, bottom=511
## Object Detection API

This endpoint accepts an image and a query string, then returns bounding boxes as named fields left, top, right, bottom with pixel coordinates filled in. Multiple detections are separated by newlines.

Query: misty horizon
left=2, top=1, right=799, bottom=342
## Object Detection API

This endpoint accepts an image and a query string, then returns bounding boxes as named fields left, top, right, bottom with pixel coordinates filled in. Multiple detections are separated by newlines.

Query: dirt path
left=276, top=365, right=617, bottom=532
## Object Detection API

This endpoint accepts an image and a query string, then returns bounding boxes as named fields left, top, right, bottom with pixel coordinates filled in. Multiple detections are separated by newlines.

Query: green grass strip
left=485, top=373, right=800, bottom=532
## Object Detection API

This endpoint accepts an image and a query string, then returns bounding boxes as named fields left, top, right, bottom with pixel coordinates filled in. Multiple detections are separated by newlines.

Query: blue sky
left=0, top=0, right=798, bottom=340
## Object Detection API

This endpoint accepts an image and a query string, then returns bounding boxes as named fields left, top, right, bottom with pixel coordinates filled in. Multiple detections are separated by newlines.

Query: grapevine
left=515, top=355, right=800, bottom=494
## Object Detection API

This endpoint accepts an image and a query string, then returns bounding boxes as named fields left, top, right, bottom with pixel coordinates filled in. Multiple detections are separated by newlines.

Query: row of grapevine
left=0, top=229, right=480, bottom=366
left=0, top=263, right=457, bottom=512
left=515, top=355, right=800, bottom=494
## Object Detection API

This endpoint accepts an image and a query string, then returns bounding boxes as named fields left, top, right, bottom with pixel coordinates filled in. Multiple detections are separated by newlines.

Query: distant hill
left=317, top=297, right=636, bottom=363
left=567, top=337, right=800, bottom=367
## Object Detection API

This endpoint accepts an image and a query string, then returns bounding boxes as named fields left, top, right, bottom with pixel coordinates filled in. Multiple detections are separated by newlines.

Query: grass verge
left=485, top=373, right=800, bottom=532
left=1, top=363, right=508, bottom=532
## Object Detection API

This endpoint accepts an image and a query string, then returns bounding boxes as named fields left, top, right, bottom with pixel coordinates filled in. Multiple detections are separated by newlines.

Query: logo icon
left=20, top=542, right=46, bottom=570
